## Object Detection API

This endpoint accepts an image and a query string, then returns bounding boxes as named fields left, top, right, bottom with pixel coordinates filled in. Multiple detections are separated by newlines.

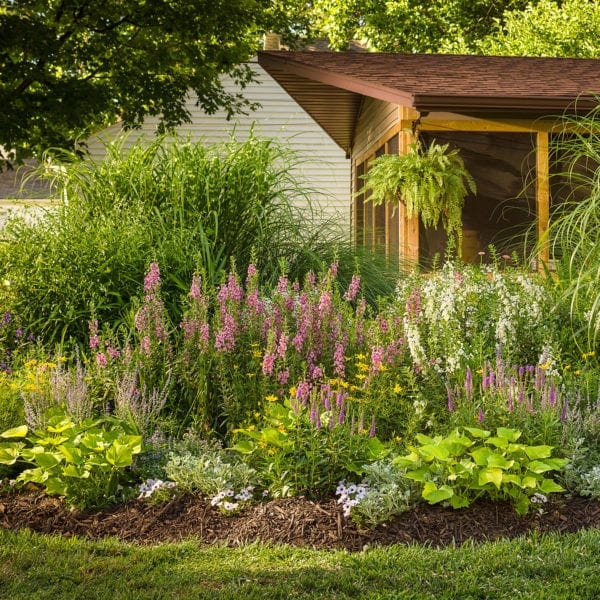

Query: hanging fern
left=361, top=140, right=476, bottom=253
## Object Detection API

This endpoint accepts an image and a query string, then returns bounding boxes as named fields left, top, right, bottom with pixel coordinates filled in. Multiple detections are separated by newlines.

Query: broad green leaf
left=463, top=427, right=490, bottom=439
left=34, top=451, right=63, bottom=469
left=419, top=443, right=451, bottom=461
left=524, top=445, right=553, bottom=460
left=449, top=495, right=470, bottom=509
left=422, top=482, right=454, bottom=504
left=479, top=467, right=503, bottom=489
left=502, top=473, right=521, bottom=486
left=80, top=433, right=108, bottom=451
left=58, top=443, right=84, bottom=465
left=44, top=477, right=68, bottom=497
left=521, top=475, right=539, bottom=488
left=62, top=464, right=90, bottom=479
left=262, top=428, right=288, bottom=448
left=17, top=467, right=48, bottom=484
left=515, top=494, right=531, bottom=516
left=231, top=440, right=254, bottom=454
left=32, top=435, right=69, bottom=447
left=0, top=425, right=28, bottom=439
left=496, top=427, right=521, bottom=442
left=415, top=433, right=436, bottom=445
left=393, top=451, right=420, bottom=468
left=105, top=442, right=133, bottom=467
left=470, top=447, right=492, bottom=466
left=486, top=436, right=509, bottom=449
left=539, top=478, right=565, bottom=494
left=366, top=436, right=388, bottom=459
left=527, top=460, right=555, bottom=474
left=0, top=443, right=25, bottom=465
left=403, top=467, right=430, bottom=483
left=487, top=454, right=514, bottom=470
left=543, top=457, right=570, bottom=471
left=46, top=419, right=75, bottom=434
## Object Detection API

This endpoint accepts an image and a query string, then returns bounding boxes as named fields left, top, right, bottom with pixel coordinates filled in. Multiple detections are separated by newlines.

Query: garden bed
left=1, top=490, right=598, bottom=551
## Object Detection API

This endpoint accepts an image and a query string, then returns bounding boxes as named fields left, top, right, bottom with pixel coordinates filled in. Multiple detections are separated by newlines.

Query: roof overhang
left=258, top=51, right=600, bottom=153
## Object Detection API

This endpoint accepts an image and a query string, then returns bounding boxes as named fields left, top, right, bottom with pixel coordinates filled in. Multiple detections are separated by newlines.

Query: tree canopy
left=0, top=0, right=280, bottom=166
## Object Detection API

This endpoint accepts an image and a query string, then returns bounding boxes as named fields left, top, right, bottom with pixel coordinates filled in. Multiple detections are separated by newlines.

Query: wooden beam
left=399, top=107, right=419, bottom=267
left=536, top=131, right=550, bottom=270
left=412, top=118, right=562, bottom=133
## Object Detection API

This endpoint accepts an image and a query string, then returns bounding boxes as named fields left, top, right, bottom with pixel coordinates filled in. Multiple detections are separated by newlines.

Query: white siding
left=86, top=60, right=351, bottom=229
left=353, top=98, right=399, bottom=160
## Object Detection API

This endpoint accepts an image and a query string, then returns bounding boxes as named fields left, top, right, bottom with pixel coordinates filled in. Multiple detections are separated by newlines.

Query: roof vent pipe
left=263, top=32, right=281, bottom=51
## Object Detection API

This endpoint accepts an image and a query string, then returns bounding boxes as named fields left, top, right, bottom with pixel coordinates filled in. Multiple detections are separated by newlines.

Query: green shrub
left=0, top=408, right=142, bottom=509
left=394, top=426, right=569, bottom=515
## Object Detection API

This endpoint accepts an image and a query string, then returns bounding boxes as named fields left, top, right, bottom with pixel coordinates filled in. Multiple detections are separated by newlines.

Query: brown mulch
left=0, top=490, right=598, bottom=551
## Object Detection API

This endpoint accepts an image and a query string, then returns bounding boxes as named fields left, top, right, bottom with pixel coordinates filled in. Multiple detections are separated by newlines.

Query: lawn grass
left=1, top=528, right=598, bottom=599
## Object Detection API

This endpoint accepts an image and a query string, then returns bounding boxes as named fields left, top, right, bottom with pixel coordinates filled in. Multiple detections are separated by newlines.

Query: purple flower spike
left=477, top=407, right=485, bottom=423
left=369, top=416, right=376, bottom=438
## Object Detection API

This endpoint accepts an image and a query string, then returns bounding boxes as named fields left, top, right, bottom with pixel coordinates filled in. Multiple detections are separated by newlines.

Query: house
left=257, top=51, right=600, bottom=267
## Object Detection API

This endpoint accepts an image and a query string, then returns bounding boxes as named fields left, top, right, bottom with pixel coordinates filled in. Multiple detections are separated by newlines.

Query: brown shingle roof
left=258, top=51, right=600, bottom=151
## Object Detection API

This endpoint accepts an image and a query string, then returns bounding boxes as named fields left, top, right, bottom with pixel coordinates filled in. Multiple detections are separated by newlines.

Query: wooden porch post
left=536, top=131, right=550, bottom=270
left=399, top=106, right=420, bottom=267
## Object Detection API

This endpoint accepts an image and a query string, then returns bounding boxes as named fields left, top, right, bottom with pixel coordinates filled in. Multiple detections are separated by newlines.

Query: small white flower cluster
left=210, top=485, right=255, bottom=513
left=335, top=479, right=370, bottom=517
left=530, top=492, right=548, bottom=515
left=138, top=478, right=176, bottom=499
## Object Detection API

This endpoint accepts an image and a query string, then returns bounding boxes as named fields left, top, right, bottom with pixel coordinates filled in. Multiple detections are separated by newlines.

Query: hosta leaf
left=463, top=427, right=490, bottom=439
left=58, top=443, right=84, bottom=465
left=80, top=433, right=107, bottom=452
left=449, top=495, right=470, bottom=509
left=231, top=440, right=254, bottom=454
left=46, top=419, right=75, bottom=434
left=17, top=467, right=48, bottom=484
left=479, top=467, right=503, bottom=489
left=486, top=436, right=509, bottom=449
left=403, top=467, right=430, bottom=483
left=105, top=443, right=134, bottom=468
left=487, top=454, right=514, bottom=470
left=422, top=482, right=454, bottom=504
left=538, top=478, right=565, bottom=494
left=496, top=427, right=521, bottom=442
left=470, top=447, right=492, bottom=466
left=420, top=444, right=450, bottom=461
left=524, top=445, right=553, bottom=460
left=34, top=451, right=63, bottom=470
left=393, top=451, right=420, bottom=468
left=44, top=477, right=68, bottom=497
left=521, top=475, right=539, bottom=488
left=515, top=494, right=531, bottom=516
left=527, top=460, right=556, bottom=474
left=0, top=425, right=28, bottom=439
left=0, top=443, right=25, bottom=465
left=62, top=464, right=90, bottom=479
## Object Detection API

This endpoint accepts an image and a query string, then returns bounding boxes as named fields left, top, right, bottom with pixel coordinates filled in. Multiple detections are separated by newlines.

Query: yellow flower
left=575, top=369, right=581, bottom=375
left=246, top=373, right=256, bottom=378
left=393, top=384, right=403, bottom=394
left=258, top=439, right=268, bottom=448
left=582, top=351, right=596, bottom=359
left=355, top=353, right=366, bottom=361
left=288, top=386, right=297, bottom=397
left=378, top=364, right=387, bottom=372
left=247, top=425, right=255, bottom=432
left=539, top=361, right=551, bottom=371
left=357, top=362, right=369, bottom=372
left=265, top=394, right=278, bottom=403
left=278, top=424, right=286, bottom=433
left=267, top=448, right=276, bottom=456
left=476, top=369, right=483, bottom=375
left=355, top=373, right=367, bottom=380
left=251, top=350, right=262, bottom=359
left=564, top=365, right=571, bottom=371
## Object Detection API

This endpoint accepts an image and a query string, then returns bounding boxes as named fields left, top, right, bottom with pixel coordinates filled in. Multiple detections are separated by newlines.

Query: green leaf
left=422, top=482, right=454, bottom=504
left=46, top=418, right=75, bottom=434
left=479, top=467, right=503, bottom=489
left=470, top=447, right=492, bottom=466
left=487, top=454, right=514, bottom=470
left=44, top=477, right=68, bottom=497
left=35, top=451, right=63, bottom=470
left=0, top=443, right=25, bottom=465
left=486, top=436, right=509, bottom=449
left=17, top=467, right=48, bottom=484
left=463, top=427, right=490, bottom=439
left=393, top=451, right=420, bottom=468
left=449, top=495, right=470, bottom=509
left=527, top=460, right=556, bottom=474
left=80, top=433, right=108, bottom=452
left=524, top=445, right=554, bottom=460
left=538, top=478, right=565, bottom=494
left=58, top=443, right=84, bottom=465
left=496, top=427, right=521, bottom=442
left=402, top=467, right=430, bottom=483
left=105, top=442, right=134, bottom=468
left=62, top=464, right=90, bottom=479
left=231, top=440, right=254, bottom=454
left=0, top=425, right=28, bottom=439
left=515, top=494, right=531, bottom=516
left=419, top=444, right=450, bottom=461
left=521, top=475, right=539, bottom=488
